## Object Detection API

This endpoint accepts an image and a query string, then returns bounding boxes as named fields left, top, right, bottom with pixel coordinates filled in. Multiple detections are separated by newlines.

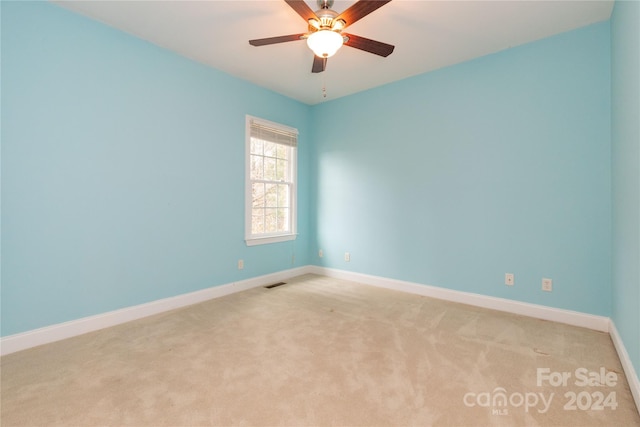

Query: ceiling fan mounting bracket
left=318, top=0, right=334, bottom=9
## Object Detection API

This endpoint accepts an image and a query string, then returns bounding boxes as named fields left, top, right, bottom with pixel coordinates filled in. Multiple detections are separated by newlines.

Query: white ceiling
left=54, top=0, right=614, bottom=105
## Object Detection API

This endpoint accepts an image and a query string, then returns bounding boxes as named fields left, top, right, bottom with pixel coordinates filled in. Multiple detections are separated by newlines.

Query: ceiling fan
left=249, top=0, right=394, bottom=73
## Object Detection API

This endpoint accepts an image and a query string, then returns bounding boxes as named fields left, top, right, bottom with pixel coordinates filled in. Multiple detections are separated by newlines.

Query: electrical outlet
left=344, top=252, right=350, bottom=262
left=318, top=249, right=323, bottom=258
left=542, top=278, right=553, bottom=292
left=238, top=259, right=244, bottom=270
left=505, top=273, right=514, bottom=286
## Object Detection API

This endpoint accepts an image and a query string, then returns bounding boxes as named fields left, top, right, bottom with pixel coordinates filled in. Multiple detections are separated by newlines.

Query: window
left=245, top=116, right=297, bottom=246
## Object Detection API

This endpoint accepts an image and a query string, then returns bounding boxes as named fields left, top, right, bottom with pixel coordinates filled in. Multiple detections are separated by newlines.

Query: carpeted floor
left=1, top=274, right=639, bottom=426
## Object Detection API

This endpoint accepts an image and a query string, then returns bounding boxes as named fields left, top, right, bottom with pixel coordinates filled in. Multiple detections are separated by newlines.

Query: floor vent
left=264, top=282, right=287, bottom=289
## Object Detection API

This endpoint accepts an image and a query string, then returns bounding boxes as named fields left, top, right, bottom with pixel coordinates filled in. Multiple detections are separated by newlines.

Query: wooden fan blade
left=249, top=34, right=306, bottom=46
left=312, top=55, right=327, bottom=73
left=344, top=33, right=394, bottom=57
left=285, top=0, right=318, bottom=22
left=335, top=0, right=392, bottom=27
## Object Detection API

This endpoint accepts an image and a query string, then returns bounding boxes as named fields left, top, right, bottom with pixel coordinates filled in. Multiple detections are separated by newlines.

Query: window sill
left=245, top=234, right=297, bottom=246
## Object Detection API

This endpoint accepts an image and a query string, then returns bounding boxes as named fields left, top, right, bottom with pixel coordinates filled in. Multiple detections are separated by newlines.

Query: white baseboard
left=308, top=266, right=611, bottom=332
left=0, top=266, right=312, bottom=356
left=609, top=321, right=640, bottom=414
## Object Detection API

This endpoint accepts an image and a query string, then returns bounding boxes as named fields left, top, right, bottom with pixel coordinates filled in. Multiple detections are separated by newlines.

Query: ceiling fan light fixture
left=306, top=30, right=344, bottom=58
left=331, top=19, right=346, bottom=31
left=308, top=18, right=320, bottom=29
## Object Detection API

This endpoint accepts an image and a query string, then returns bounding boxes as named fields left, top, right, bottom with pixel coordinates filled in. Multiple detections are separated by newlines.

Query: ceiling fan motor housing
left=316, top=8, right=338, bottom=29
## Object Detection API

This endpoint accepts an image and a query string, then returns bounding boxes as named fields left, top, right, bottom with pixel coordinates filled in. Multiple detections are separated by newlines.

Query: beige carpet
left=1, top=274, right=639, bottom=426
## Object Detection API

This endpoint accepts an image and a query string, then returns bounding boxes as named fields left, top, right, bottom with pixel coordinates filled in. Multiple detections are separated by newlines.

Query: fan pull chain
left=322, top=73, right=327, bottom=98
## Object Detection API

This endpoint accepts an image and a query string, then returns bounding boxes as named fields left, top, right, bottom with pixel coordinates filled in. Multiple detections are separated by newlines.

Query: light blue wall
left=611, top=0, right=640, bottom=374
left=1, top=1, right=311, bottom=336
left=311, top=22, right=612, bottom=316
left=0, top=1, right=622, bottom=343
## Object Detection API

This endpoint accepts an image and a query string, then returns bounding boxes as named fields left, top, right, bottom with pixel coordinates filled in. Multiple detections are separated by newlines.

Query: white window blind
left=250, top=121, right=298, bottom=147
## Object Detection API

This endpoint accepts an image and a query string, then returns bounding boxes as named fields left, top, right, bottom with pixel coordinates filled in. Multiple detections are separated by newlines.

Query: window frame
left=245, top=115, right=298, bottom=246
